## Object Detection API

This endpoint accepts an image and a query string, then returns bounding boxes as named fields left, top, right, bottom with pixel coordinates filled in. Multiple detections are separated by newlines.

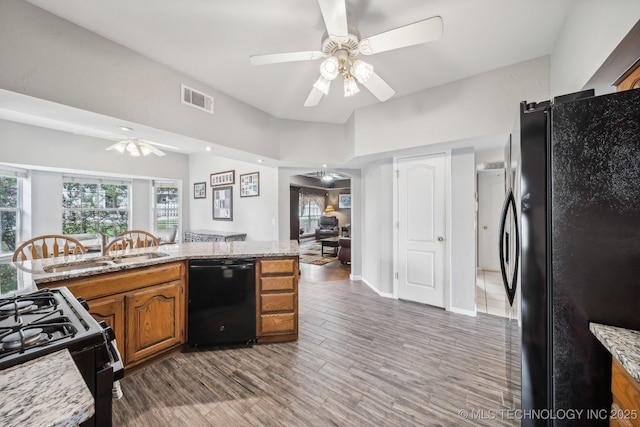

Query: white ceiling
left=23, top=0, right=575, bottom=126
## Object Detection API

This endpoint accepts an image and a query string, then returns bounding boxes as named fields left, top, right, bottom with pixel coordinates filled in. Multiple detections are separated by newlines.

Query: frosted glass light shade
left=319, top=56, right=340, bottom=81
left=351, top=60, right=374, bottom=83
left=139, top=143, right=153, bottom=156
left=313, top=76, right=331, bottom=95
left=126, top=141, right=140, bottom=156
left=343, top=75, right=360, bottom=97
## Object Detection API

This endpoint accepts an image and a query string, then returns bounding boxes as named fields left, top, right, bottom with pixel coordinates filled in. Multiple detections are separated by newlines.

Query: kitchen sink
left=43, top=252, right=168, bottom=273
left=111, top=253, right=168, bottom=264
left=44, top=260, right=115, bottom=273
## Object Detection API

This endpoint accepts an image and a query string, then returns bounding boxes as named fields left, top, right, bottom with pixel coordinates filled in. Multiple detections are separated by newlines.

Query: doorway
left=477, top=169, right=505, bottom=271
left=395, top=153, right=447, bottom=307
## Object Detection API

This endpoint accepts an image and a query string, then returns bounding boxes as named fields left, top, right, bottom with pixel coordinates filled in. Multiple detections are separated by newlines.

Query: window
left=153, top=180, right=180, bottom=235
left=0, top=175, right=21, bottom=258
left=299, top=198, right=322, bottom=235
left=62, top=177, right=130, bottom=237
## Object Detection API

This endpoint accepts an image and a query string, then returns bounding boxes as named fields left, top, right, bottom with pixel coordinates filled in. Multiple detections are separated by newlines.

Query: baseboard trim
left=450, top=306, right=477, bottom=317
left=361, top=277, right=394, bottom=299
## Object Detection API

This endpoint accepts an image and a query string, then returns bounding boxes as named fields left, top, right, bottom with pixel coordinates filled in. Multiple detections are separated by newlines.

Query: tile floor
left=476, top=269, right=518, bottom=319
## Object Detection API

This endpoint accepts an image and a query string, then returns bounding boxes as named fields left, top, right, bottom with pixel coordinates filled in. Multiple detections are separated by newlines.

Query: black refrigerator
left=515, top=87, right=640, bottom=426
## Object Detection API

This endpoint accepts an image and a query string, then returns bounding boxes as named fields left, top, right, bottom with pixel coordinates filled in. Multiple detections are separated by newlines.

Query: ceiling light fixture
left=106, top=139, right=166, bottom=157
left=313, top=52, right=373, bottom=98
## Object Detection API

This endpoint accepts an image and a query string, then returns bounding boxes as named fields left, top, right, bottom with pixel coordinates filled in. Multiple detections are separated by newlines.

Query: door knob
left=483, top=225, right=488, bottom=230
left=437, top=236, right=444, bottom=242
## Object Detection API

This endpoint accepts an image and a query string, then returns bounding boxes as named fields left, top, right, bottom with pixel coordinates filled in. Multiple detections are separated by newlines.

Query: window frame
left=61, top=176, right=132, bottom=237
left=152, top=180, right=181, bottom=238
left=0, top=173, right=23, bottom=260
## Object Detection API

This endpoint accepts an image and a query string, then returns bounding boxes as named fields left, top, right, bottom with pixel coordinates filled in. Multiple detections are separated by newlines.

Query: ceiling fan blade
left=359, top=16, right=443, bottom=55
left=318, top=0, right=349, bottom=44
left=249, top=51, right=323, bottom=66
left=140, top=142, right=166, bottom=157
left=304, top=87, right=324, bottom=107
left=362, top=72, right=396, bottom=102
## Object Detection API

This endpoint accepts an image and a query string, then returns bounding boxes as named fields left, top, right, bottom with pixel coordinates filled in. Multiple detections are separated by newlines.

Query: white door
left=477, top=170, right=505, bottom=271
left=397, top=154, right=446, bottom=307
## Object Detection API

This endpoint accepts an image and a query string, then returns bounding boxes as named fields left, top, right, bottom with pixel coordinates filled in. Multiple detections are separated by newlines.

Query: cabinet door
left=88, top=294, right=125, bottom=361
left=125, top=281, right=184, bottom=366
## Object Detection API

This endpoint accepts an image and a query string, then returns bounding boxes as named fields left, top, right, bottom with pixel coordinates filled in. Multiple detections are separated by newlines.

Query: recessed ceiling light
left=258, top=159, right=263, bottom=163
left=117, top=126, right=133, bottom=132
left=206, top=147, right=212, bottom=151
left=322, top=164, right=327, bottom=168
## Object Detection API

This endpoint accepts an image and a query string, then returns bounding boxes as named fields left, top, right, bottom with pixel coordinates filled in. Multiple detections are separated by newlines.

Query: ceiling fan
left=249, top=0, right=443, bottom=107
left=106, top=138, right=168, bottom=157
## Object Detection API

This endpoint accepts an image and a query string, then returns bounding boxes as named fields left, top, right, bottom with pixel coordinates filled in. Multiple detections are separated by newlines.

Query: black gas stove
left=0, top=287, right=123, bottom=426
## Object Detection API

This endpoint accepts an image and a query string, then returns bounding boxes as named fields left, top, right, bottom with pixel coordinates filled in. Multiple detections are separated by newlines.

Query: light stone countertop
left=590, top=322, right=640, bottom=384
left=6, top=240, right=299, bottom=292
left=0, top=349, right=94, bottom=426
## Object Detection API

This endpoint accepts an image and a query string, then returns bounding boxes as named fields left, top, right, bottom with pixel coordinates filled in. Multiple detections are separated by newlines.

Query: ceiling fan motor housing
left=320, top=30, right=360, bottom=58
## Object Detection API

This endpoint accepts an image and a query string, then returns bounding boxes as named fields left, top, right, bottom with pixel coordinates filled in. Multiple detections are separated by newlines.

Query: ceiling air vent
left=181, top=84, right=214, bottom=114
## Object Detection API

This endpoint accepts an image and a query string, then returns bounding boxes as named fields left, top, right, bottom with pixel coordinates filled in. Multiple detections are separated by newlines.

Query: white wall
left=188, top=155, right=279, bottom=241
left=360, top=160, right=394, bottom=296
left=0, top=119, right=189, bottom=240
left=550, top=0, right=640, bottom=96
left=353, top=57, right=551, bottom=158
left=449, top=148, right=476, bottom=315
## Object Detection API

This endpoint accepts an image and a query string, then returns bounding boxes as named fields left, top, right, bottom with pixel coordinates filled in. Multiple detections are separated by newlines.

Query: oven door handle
left=98, top=321, right=124, bottom=380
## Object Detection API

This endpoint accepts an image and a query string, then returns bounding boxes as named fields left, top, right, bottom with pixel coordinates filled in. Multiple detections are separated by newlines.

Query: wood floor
left=112, top=262, right=521, bottom=426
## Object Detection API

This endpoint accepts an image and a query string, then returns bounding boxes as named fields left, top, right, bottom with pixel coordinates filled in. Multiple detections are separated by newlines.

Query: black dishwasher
left=188, top=259, right=256, bottom=346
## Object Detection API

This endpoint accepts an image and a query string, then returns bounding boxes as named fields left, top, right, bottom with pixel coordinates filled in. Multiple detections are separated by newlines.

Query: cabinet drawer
left=261, top=276, right=295, bottom=292
left=261, top=293, right=294, bottom=313
left=260, top=313, right=295, bottom=334
left=260, top=259, right=295, bottom=274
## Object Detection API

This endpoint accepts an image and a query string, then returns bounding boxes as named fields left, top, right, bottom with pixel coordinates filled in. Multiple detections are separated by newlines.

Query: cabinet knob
left=437, top=236, right=444, bottom=242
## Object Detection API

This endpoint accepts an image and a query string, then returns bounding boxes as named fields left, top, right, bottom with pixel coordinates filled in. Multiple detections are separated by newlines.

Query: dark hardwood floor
left=112, top=260, right=520, bottom=426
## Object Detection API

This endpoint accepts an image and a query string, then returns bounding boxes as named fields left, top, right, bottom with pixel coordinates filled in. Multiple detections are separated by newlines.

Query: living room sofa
left=315, top=216, right=339, bottom=240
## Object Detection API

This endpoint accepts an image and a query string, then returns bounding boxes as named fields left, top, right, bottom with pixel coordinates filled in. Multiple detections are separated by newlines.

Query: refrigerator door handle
left=499, top=188, right=520, bottom=306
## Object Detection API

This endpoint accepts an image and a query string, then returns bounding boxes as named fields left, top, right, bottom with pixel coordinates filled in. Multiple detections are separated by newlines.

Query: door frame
left=392, top=151, right=451, bottom=311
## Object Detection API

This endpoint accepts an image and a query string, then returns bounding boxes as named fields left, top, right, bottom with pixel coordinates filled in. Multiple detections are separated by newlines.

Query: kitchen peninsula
left=8, top=240, right=299, bottom=371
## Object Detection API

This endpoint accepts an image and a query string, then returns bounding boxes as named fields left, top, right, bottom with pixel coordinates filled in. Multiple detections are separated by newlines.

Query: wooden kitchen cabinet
left=256, top=257, right=298, bottom=343
left=87, top=294, right=125, bottom=359
left=43, top=261, right=187, bottom=369
left=125, top=281, right=184, bottom=365
left=611, top=358, right=640, bottom=427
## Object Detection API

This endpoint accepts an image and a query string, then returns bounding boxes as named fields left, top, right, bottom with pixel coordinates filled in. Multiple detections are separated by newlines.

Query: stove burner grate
left=1, top=327, right=45, bottom=350
left=0, top=300, right=35, bottom=315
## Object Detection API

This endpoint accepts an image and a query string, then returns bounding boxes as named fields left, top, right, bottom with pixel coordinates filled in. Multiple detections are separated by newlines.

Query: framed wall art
left=193, top=182, right=206, bottom=199
left=339, top=194, right=352, bottom=209
left=212, top=186, right=233, bottom=220
left=240, top=172, right=260, bottom=197
left=210, top=170, right=235, bottom=187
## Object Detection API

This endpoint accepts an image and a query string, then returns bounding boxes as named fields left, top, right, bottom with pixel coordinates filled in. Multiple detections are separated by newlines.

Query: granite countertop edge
left=11, top=240, right=300, bottom=288
left=589, top=322, right=640, bottom=383
left=0, top=349, right=94, bottom=427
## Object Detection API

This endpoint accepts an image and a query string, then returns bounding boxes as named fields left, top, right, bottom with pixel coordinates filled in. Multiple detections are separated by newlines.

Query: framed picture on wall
left=240, top=172, right=259, bottom=197
left=212, top=186, right=233, bottom=220
left=210, top=170, right=235, bottom=187
left=339, top=194, right=351, bottom=209
left=193, top=182, right=206, bottom=199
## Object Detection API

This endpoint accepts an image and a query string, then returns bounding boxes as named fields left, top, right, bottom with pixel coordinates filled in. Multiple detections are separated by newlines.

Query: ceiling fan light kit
left=106, top=139, right=167, bottom=157
left=249, top=0, right=443, bottom=107
left=343, top=75, right=360, bottom=97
